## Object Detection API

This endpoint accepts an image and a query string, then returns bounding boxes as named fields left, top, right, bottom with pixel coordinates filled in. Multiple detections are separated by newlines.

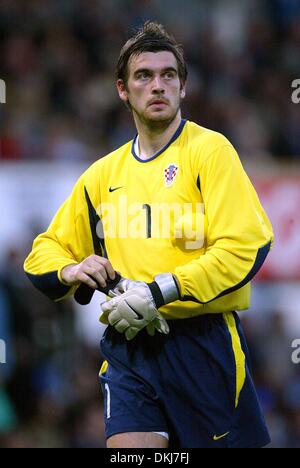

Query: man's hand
left=61, top=255, right=116, bottom=289
left=100, top=274, right=180, bottom=340
left=101, top=283, right=170, bottom=340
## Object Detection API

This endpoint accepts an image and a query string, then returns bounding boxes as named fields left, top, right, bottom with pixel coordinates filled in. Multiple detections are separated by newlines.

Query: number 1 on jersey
left=142, top=204, right=152, bottom=238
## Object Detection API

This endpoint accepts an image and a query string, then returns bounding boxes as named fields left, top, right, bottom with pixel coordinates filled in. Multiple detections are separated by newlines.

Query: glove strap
left=74, top=272, right=122, bottom=305
left=147, top=281, right=165, bottom=309
left=147, top=273, right=180, bottom=309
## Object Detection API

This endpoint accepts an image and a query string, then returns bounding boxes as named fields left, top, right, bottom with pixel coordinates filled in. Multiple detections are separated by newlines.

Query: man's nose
left=152, top=76, right=165, bottom=93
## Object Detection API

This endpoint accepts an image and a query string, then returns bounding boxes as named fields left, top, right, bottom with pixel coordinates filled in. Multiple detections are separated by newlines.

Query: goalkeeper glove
left=103, top=277, right=169, bottom=337
left=100, top=274, right=180, bottom=340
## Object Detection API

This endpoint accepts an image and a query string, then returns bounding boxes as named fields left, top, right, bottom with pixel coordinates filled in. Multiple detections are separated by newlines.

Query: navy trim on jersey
left=84, top=187, right=107, bottom=257
left=196, top=175, right=201, bottom=193
left=131, top=119, right=187, bottom=163
left=26, top=271, right=71, bottom=301
left=182, top=240, right=272, bottom=304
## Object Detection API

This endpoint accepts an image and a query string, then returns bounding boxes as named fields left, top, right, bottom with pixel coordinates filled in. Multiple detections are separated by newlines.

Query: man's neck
left=134, top=112, right=182, bottom=160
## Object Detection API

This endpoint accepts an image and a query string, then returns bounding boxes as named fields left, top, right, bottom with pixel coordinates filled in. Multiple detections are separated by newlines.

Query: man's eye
left=138, top=72, right=150, bottom=79
left=164, top=72, right=175, bottom=79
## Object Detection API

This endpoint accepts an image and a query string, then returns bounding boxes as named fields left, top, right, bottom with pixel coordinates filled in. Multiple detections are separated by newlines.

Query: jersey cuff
left=25, top=270, right=74, bottom=301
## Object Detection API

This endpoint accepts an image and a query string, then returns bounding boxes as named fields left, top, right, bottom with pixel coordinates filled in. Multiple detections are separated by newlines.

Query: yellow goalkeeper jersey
left=24, top=119, right=274, bottom=319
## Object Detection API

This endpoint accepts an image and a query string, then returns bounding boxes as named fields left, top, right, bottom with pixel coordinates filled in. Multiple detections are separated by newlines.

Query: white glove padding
left=108, top=278, right=138, bottom=297
left=100, top=283, right=169, bottom=340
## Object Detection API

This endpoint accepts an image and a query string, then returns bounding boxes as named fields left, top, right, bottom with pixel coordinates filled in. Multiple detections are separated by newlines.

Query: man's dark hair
left=116, top=21, right=188, bottom=86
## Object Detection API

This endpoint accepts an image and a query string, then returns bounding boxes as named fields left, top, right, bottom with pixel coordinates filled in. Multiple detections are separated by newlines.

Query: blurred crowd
left=0, top=242, right=106, bottom=448
left=242, top=311, right=300, bottom=448
left=0, top=0, right=300, bottom=449
left=0, top=0, right=300, bottom=163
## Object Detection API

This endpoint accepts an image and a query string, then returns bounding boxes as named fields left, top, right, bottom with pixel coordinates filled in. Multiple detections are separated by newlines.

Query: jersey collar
left=131, top=118, right=187, bottom=163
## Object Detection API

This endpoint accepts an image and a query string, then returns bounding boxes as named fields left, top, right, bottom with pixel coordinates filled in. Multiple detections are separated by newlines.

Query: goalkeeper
left=24, top=22, right=274, bottom=449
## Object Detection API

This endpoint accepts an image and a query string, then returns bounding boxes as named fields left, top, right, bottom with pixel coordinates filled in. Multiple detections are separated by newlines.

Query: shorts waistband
left=166, top=312, right=230, bottom=328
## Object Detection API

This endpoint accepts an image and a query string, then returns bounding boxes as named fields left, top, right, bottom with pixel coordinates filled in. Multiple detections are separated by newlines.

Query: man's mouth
left=149, top=99, right=168, bottom=106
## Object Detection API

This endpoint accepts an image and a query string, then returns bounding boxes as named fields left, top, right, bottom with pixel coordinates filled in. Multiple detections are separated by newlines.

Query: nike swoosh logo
left=213, top=431, right=230, bottom=441
left=109, top=186, right=124, bottom=193
left=124, top=300, right=144, bottom=319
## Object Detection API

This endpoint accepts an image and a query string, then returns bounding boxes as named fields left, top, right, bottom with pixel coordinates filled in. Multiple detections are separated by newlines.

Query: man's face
left=117, top=51, right=186, bottom=126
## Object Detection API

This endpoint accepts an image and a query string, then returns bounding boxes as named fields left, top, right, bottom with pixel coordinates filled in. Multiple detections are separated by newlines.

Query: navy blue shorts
left=99, top=311, right=270, bottom=448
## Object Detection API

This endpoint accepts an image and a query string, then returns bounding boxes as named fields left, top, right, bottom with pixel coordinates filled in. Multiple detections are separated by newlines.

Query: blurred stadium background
left=0, top=0, right=300, bottom=448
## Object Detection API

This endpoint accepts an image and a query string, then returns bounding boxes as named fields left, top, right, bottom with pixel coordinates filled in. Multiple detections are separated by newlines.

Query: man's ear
left=180, top=82, right=186, bottom=99
left=116, top=79, right=129, bottom=103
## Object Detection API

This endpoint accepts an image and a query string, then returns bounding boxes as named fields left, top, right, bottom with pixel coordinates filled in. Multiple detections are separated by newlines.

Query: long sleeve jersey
left=24, top=119, right=274, bottom=319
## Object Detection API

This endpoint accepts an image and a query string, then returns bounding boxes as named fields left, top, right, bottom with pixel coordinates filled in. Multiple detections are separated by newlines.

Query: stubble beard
left=129, top=100, right=181, bottom=133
